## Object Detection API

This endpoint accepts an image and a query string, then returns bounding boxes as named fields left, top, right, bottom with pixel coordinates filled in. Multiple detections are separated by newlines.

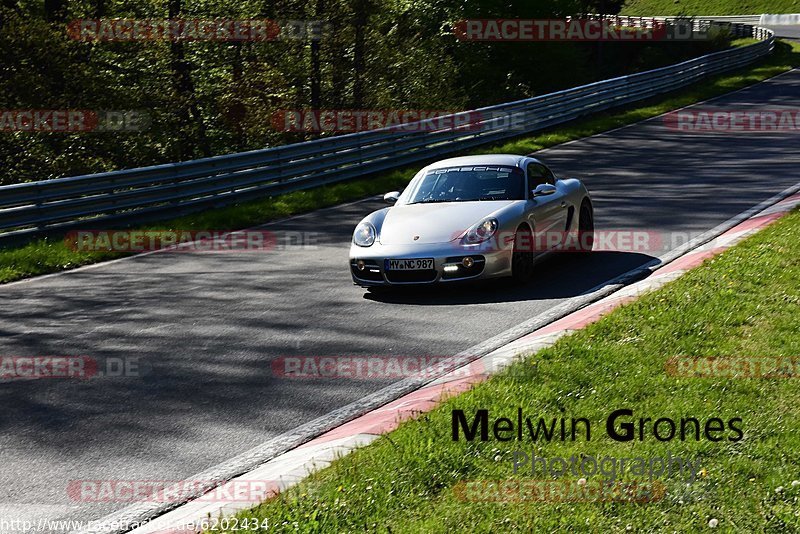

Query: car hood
left=379, top=201, right=517, bottom=245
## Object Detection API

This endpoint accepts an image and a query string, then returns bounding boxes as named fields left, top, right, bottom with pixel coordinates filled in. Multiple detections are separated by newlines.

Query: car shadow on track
left=362, top=251, right=657, bottom=305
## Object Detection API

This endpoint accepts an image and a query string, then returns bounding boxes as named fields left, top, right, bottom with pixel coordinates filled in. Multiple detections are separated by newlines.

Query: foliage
left=0, top=0, right=731, bottom=185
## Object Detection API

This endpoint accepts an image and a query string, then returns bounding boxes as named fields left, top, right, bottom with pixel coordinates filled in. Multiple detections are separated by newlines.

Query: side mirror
left=384, top=191, right=401, bottom=204
left=531, top=183, right=557, bottom=198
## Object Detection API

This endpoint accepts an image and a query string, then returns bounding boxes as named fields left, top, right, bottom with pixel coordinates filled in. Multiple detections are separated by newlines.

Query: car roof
left=424, top=154, right=537, bottom=171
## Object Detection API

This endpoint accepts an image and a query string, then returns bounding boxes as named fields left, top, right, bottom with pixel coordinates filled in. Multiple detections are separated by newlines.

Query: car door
left=526, top=162, right=568, bottom=251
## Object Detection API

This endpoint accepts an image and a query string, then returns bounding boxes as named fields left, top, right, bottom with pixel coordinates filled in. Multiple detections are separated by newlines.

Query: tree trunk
left=352, top=0, right=368, bottom=108
left=168, top=0, right=211, bottom=159
left=230, top=42, right=246, bottom=150
left=310, top=0, right=325, bottom=110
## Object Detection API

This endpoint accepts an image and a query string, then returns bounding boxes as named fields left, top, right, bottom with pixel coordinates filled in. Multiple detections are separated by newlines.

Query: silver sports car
left=349, top=154, right=593, bottom=288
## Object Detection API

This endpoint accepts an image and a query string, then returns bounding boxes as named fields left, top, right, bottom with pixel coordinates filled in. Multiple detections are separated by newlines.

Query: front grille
left=385, top=269, right=437, bottom=283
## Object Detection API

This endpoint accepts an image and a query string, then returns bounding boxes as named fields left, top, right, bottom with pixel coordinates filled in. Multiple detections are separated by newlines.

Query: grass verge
left=222, top=207, right=800, bottom=532
left=1, top=40, right=798, bottom=285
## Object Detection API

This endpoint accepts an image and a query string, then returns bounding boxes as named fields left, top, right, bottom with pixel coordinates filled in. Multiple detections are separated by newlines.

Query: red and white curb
left=126, top=192, right=800, bottom=534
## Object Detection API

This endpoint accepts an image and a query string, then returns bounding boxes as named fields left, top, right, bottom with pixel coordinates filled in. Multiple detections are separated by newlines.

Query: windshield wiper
left=411, top=198, right=453, bottom=204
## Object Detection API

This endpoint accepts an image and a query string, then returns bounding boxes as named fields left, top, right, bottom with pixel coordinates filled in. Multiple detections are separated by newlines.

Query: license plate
left=385, top=258, right=434, bottom=271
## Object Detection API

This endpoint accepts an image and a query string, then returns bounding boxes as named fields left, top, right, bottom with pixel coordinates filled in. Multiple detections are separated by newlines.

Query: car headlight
left=353, top=221, right=376, bottom=247
left=464, top=218, right=498, bottom=244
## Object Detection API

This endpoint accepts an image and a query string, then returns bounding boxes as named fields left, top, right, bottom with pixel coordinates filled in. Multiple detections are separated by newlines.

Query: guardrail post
left=34, top=186, right=44, bottom=233
left=216, top=159, right=233, bottom=207
left=274, top=147, right=285, bottom=190
left=109, top=174, right=117, bottom=217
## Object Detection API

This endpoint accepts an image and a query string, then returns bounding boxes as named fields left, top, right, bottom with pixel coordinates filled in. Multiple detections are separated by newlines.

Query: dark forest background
left=0, top=0, right=729, bottom=185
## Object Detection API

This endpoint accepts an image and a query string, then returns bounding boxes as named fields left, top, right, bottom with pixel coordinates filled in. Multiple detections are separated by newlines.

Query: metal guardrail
left=0, top=17, right=775, bottom=246
left=634, top=14, right=800, bottom=25
left=641, top=15, right=763, bottom=25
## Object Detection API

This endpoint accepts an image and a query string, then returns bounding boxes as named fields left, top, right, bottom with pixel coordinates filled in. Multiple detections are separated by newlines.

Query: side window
left=527, top=163, right=555, bottom=187
left=543, top=166, right=556, bottom=184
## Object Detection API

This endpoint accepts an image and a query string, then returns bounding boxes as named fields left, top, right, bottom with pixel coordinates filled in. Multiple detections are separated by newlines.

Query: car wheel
left=578, top=200, right=594, bottom=253
left=511, top=226, right=534, bottom=284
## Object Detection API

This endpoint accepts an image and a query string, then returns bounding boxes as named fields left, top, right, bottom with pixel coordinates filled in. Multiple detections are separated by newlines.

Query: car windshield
left=406, top=166, right=525, bottom=204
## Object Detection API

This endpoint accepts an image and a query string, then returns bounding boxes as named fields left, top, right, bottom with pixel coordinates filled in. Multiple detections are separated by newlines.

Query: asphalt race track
left=1, top=68, right=799, bottom=532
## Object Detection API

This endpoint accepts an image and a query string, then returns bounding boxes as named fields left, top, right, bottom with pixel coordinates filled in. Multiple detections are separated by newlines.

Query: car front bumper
left=349, top=240, right=513, bottom=287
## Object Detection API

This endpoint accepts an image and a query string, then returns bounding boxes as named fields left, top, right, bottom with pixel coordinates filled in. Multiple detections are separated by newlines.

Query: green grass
left=221, top=206, right=800, bottom=533
left=2, top=40, right=799, bottom=285
left=622, top=0, right=800, bottom=16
